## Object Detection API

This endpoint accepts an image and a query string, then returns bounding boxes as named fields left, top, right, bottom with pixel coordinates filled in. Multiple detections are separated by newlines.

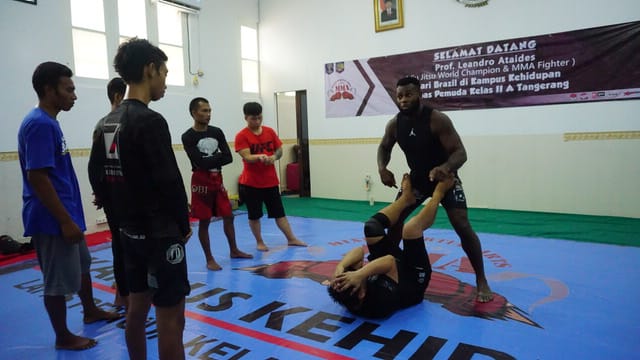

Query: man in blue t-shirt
left=18, top=62, right=121, bottom=351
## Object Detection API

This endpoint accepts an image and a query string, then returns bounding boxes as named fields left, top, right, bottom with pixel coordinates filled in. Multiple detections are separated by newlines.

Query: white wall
left=1, top=0, right=638, bottom=240
left=0, top=0, right=259, bottom=239
left=257, top=0, right=640, bottom=218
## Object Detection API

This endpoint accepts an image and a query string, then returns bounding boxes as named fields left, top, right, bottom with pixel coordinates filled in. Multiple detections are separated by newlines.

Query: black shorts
left=409, top=175, right=468, bottom=210
left=395, top=176, right=468, bottom=227
left=398, top=239, right=432, bottom=305
left=239, top=185, right=285, bottom=220
left=120, top=229, right=190, bottom=307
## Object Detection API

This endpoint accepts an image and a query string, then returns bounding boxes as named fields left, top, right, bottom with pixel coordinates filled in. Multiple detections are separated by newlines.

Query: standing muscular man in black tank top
left=377, top=76, right=493, bottom=302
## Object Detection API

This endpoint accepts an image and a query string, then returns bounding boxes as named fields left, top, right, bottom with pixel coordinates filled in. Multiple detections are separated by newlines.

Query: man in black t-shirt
left=328, top=174, right=454, bottom=318
left=90, top=77, right=129, bottom=310
left=88, top=38, right=191, bottom=360
left=182, top=97, right=252, bottom=271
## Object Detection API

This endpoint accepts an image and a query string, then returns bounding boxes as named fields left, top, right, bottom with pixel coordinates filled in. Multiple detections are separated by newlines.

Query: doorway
left=275, top=90, right=310, bottom=197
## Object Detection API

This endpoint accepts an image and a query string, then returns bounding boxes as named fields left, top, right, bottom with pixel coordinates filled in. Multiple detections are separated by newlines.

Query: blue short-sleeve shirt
left=18, top=107, right=86, bottom=236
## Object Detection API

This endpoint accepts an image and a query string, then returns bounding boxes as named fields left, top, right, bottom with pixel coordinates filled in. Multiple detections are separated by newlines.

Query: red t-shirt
left=234, top=126, right=283, bottom=188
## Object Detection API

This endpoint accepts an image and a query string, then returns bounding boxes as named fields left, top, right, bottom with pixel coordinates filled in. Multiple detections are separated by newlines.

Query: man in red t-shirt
left=234, top=102, right=306, bottom=251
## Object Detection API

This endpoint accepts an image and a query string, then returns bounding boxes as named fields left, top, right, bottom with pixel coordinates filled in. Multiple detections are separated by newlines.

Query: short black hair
left=327, top=286, right=362, bottom=313
left=113, top=38, right=168, bottom=83
left=396, top=76, right=420, bottom=88
left=243, top=102, right=262, bottom=116
left=32, top=62, right=73, bottom=99
left=107, top=77, right=126, bottom=104
left=189, top=97, right=209, bottom=115
left=328, top=275, right=398, bottom=319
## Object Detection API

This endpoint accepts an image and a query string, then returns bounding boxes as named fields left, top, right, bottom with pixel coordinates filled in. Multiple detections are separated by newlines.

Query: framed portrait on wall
left=374, top=0, right=404, bottom=32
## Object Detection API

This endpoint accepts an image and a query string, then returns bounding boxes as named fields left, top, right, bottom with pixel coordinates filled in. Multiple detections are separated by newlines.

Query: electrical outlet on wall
left=95, top=216, right=108, bottom=225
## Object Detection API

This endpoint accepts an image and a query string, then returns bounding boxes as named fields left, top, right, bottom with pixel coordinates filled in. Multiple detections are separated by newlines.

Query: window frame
left=240, top=25, right=260, bottom=94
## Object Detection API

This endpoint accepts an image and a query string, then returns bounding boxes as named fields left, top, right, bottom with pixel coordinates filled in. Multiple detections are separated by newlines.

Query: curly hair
left=113, top=38, right=167, bottom=83
left=396, top=76, right=420, bottom=88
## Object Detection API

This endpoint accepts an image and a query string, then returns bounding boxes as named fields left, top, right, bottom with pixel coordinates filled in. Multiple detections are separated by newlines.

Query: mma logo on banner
left=328, top=79, right=356, bottom=102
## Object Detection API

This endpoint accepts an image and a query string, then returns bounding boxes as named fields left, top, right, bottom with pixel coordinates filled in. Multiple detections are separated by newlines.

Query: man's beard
left=399, top=102, right=420, bottom=115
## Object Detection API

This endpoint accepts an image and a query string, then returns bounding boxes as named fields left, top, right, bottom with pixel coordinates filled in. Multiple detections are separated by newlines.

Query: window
left=70, top=0, right=189, bottom=86
left=241, top=26, right=259, bottom=93
left=70, top=0, right=109, bottom=79
left=118, top=0, right=147, bottom=43
left=157, top=2, right=185, bottom=86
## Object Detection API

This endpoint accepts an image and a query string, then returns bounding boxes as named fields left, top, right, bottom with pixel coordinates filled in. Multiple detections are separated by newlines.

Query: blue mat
left=0, top=215, right=638, bottom=359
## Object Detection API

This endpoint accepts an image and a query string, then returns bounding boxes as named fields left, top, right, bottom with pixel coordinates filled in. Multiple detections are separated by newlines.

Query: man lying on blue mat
left=328, top=173, right=454, bottom=318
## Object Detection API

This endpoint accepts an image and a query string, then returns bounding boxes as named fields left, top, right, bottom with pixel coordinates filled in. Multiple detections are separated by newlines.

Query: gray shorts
left=32, top=234, right=92, bottom=296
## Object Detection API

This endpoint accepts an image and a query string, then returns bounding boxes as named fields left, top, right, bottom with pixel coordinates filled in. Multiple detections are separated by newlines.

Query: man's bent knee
left=364, top=213, right=390, bottom=238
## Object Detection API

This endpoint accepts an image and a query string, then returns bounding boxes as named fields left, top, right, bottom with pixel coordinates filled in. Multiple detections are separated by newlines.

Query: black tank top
left=396, top=106, right=448, bottom=192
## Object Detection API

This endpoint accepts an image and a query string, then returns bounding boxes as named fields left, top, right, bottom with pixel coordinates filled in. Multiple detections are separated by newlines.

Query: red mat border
left=0, top=231, right=112, bottom=268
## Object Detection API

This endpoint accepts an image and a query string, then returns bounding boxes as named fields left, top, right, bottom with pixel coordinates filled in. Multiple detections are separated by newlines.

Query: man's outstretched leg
left=402, top=176, right=455, bottom=239
left=364, top=174, right=417, bottom=247
left=331, top=174, right=417, bottom=286
left=383, top=175, right=425, bottom=248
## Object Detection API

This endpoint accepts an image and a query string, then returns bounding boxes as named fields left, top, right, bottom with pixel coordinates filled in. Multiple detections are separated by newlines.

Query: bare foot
left=56, top=335, right=97, bottom=351
left=399, top=173, right=416, bottom=205
left=83, top=308, right=123, bottom=324
left=230, top=249, right=253, bottom=258
left=434, top=175, right=456, bottom=197
left=476, top=281, right=494, bottom=303
left=113, top=293, right=128, bottom=308
left=287, top=239, right=307, bottom=247
left=206, top=260, right=222, bottom=271
left=256, top=242, right=269, bottom=252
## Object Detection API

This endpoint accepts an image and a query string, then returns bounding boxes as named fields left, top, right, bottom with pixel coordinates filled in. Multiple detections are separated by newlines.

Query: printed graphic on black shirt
left=197, top=137, right=220, bottom=157
left=103, top=124, right=123, bottom=179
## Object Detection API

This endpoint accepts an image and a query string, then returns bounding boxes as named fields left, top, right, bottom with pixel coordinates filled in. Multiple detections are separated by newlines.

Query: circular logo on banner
left=166, top=243, right=185, bottom=264
left=457, top=0, right=489, bottom=7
